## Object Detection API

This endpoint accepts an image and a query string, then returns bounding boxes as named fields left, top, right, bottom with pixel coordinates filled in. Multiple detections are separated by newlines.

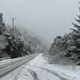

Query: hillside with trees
left=0, top=13, right=48, bottom=60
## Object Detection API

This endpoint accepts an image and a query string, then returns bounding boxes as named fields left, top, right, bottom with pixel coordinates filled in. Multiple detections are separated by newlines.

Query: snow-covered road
left=16, top=54, right=61, bottom=80
left=0, top=54, right=38, bottom=80
left=1, top=54, right=80, bottom=80
left=16, top=54, right=80, bottom=80
left=0, top=61, right=27, bottom=80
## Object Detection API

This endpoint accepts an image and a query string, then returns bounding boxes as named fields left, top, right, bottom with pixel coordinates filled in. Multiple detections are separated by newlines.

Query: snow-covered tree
left=4, top=27, right=24, bottom=58
left=48, top=3, right=80, bottom=64
left=49, top=36, right=63, bottom=55
left=65, top=6, right=80, bottom=61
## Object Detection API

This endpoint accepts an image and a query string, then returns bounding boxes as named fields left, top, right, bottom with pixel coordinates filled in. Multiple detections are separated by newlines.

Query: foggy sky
left=0, top=0, right=79, bottom=43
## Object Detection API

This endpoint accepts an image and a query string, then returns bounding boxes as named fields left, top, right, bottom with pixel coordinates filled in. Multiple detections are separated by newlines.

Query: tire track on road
left=27, top=69, right=40, bottom=80
left=32, top=66, right=69, bottom=80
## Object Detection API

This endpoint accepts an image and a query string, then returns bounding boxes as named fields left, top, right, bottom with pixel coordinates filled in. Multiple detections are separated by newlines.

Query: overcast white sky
left=0, top=0, right=79, bottom=43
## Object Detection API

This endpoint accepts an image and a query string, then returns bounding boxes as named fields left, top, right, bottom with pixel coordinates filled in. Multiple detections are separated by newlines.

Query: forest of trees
left=49, top=5, right=80, bottom=64
left=0, top=13, right=32, bottom=59
left=0, top=13, right=46, bottom=60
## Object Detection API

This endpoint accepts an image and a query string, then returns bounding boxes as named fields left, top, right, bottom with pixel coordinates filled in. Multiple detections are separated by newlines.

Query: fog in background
left=0, top=0, right=79, bottom=44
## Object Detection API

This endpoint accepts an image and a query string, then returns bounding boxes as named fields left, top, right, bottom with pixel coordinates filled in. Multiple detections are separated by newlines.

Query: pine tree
left=66, top=4, right=80, bottom=61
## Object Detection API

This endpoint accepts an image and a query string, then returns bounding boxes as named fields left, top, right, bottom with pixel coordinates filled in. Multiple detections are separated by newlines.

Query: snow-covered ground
left=16, top=54, right=80, bottom=80
left=1, top=54, right=80, bottom=80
